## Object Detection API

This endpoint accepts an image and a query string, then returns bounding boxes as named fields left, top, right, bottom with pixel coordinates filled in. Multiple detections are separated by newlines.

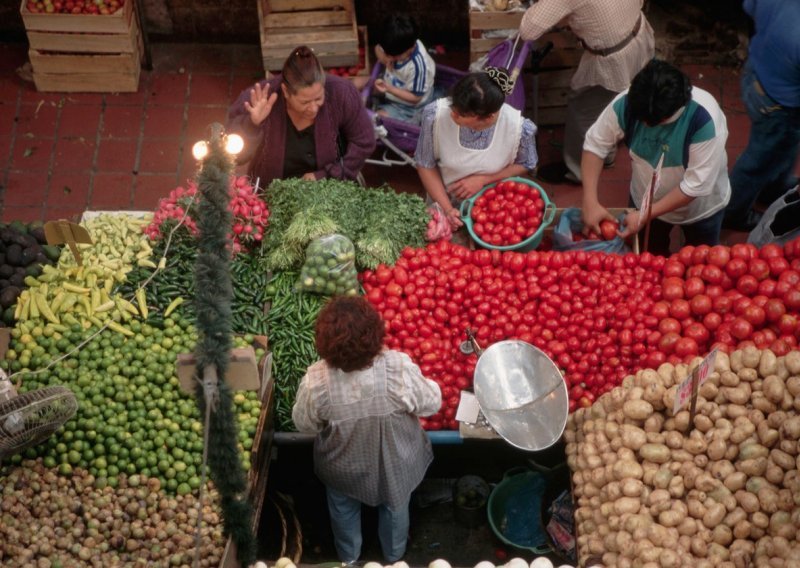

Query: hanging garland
left=193, top=124, right=256, bottom=567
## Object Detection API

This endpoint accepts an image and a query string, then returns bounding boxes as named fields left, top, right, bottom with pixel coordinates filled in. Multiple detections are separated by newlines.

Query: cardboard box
left=176, top=335, right=268, bottom=394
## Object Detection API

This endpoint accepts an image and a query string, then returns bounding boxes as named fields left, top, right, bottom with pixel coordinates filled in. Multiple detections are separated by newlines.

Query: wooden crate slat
left=538, top=68, right=575, bottom=88
left=19, top=0, right=133, bottom=34
left=536, top=105, right=568, bottom=126
left=33, top=65, right=140, bottom=92
left=29, top=49, right=139, bottom=74
left=469, top=10, right=523, bottom=31
left=265, top=9, right=351, bottom=28
left=537, top=86, right=571, bottom=107
left=267, top=0, right=350, bottom=12
left=27, top=16, right=139, bottom=54
left=263, top=33, right=357, bottom=60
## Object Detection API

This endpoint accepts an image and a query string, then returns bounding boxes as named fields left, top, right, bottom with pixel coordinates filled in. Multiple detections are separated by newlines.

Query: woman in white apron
left=415, top=69, right=539, bottom=231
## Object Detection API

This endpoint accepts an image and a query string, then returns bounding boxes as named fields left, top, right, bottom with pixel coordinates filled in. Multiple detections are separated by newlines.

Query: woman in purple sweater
left=227, top=46, right=376, bottom=186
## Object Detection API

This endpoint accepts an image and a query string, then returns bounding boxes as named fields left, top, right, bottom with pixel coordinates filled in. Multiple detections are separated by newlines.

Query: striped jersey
left=384, top=40, right=436, bottom=107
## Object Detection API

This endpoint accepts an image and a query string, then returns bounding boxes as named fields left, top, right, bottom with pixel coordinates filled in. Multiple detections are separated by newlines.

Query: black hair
left=282, top=45, right=325, bottom=94
left=380, top=14, right=418, bottom=57
left=450, top=71, right=505, bottom=119
left=628, top=59, right=692, bottom=125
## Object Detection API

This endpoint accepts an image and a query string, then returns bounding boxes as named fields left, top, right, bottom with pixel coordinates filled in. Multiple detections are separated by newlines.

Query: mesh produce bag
left=296, top=234, right=359, bottom=296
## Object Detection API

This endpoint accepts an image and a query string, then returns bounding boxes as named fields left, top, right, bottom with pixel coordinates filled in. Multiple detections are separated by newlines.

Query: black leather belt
left=581, top=13, right=642, bottom=57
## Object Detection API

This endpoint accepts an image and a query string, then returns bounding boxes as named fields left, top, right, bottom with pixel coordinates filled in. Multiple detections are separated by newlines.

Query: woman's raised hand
left=244, top=82, right=278, bottom=127
left=449, top=174, right=487, bottom=200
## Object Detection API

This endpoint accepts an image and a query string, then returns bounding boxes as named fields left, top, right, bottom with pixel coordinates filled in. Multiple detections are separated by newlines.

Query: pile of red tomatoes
left=469, top=180, right=545, bottom=246
left=360, top=238, right=800, bottom=430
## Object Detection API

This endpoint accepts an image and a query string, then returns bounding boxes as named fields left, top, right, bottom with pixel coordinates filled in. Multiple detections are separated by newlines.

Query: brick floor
left=0, top=41, right=797, bottom=247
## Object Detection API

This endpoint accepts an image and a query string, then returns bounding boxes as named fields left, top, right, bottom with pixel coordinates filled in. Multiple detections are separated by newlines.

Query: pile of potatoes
left=565, top=347, right=800, bottom=568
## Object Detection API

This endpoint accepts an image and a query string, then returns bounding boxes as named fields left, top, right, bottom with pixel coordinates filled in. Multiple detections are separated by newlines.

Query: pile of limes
left=2, top=317, right=262, bottom=495
left=296, top=234, right=359, bottom=296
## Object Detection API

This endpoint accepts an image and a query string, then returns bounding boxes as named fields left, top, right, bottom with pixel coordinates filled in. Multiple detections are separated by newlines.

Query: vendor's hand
left=244, top=82, right=278, bottom=127
left=445, top=207, right=463, bottom=229
left=374, top=45, right=393, bottom=68
left=301, top=172, right=317, bottom=181
left=448, top=175, right=487, bottom=200
left=618, top=210, right=644, bottom=239
left=374, top=78, right=388, bottom=94
left=581, top=202, right=614, bottom=236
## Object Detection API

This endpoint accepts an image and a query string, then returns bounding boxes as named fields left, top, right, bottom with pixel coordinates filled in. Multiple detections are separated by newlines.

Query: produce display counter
left=273, top=430, right=464, bottom=445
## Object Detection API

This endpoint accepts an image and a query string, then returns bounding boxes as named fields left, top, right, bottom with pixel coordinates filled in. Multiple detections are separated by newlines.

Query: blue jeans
left=326, top=487, right=410, bottom=563
left=726, top=62, right=800, bottom=223
left=630, top=196, right=725, bottom=256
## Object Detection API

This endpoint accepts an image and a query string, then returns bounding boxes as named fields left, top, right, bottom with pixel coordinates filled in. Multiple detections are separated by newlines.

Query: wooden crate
left=20, top=0, right=143, bottom=93
left=258, top=0, right=359, bottom=73
left=528, top=68, right=573, bottom=126
left=469, top=9, right=581, bottom=68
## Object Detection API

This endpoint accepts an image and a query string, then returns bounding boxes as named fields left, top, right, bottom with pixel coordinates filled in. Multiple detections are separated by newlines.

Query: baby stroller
left=360, top=36, right=550, bottom=168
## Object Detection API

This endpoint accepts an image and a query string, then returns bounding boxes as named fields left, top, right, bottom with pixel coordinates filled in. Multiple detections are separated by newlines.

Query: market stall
left=2, top=149, right=800, bottom=567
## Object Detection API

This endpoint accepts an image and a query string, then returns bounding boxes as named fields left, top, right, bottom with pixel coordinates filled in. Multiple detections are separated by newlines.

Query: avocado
left=20, top=244, right=41, bottom=266
left=0, top=265, right=13, bottom=279
left=25, top=263, right=43, bottom=278
left=28, top=223, right=46, bottom=244
left=8, top=220, right=28, bottom=235
left=2, top=305, right=14, bottom=325
left=8, top=272, right=24, bottom=288
left=0, top=286, right=21, bottom=309
left=36, top=252, right=50, bottom=265
left=5, top=244, right=22, bottom=266
left=42, top=244, right=62, bottom=262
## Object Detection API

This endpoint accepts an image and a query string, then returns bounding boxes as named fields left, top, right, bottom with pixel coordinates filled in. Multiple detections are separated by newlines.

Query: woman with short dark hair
left=292, top=296, right=442, bottom=565
left=415, top=69, right=539, bottom=231
left=227, top=46, right=375, bottom=185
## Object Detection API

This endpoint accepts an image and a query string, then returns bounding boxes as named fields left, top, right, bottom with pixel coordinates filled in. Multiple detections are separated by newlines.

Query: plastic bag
left=747, top=186, right=800, bottom=248
left=426, top=203, right=453, bottom=241
left=553, top=208, right=630, bottom=254
left=296, top=234, right=359, bottom=296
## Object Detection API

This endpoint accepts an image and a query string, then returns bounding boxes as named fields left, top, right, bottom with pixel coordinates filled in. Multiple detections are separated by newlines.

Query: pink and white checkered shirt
left=520, top=0, right=655, bottom=92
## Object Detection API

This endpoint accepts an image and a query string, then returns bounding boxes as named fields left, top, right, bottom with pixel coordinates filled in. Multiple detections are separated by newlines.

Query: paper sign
left=44, top=220, right=93, bottom=266
left=456, top=391, right=481, bottom=423
left=638, top=152, right=665, bottom=230
left=672, top=347, right=718, bottom=415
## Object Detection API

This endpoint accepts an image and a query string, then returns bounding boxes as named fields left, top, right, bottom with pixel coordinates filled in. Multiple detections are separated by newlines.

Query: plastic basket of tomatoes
left=459, top=177, right=556, bottom=251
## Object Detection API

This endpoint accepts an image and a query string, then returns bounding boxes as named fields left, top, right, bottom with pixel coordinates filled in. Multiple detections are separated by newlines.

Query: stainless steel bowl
left=473, top=340, right=568, bottom=451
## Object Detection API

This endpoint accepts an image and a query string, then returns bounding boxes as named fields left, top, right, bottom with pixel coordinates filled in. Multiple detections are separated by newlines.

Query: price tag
left=455, top=391, right=481, bottom=423
left=672, top=347, right=718, bottom=416
left=638, top=152, right=664, bottom=230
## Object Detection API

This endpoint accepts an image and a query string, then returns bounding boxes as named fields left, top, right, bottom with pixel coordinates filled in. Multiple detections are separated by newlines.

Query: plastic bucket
left=452, top=475, right=490, bottom=528
left=487, top=468, right=550, bottom=554
left=459, top=177, right=556, bottom=252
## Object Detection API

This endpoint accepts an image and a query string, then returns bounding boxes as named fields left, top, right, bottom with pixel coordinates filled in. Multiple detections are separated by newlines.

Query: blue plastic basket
left=459, top=177, right=556, bottom=252
left=487, top=468, right=551, bottom=555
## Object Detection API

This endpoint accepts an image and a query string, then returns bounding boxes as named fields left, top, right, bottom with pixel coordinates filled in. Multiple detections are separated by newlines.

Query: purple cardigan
left=227, top=74, right=376, bottom=186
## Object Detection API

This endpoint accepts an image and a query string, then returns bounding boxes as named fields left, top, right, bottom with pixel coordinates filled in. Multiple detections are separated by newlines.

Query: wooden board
left=32, top=65, right=140, bottom=92
left=268, top=0, right=349, bottom=11
left=264, top=9, right=351, bottom=28
left=28, top=48, right=139, bottom=74
left=19, top=0, right=133, bottom=34
left=26, top=14, right=139, bottom=54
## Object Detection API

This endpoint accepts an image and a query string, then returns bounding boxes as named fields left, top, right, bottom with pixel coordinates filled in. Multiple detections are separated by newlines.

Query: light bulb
left=225, top=134, right=244, bottom=155
left=192, top=141, right=209, bottom=161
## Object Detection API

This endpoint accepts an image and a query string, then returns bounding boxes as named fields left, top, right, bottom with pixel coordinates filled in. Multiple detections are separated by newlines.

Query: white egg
left=529, top=558, right=554, bottom=568
left=429, top=559, right=453, bottom=568
left=392, top=562, right=410, bottom=568
left=363, top=562, right=383, bottom=568
left=556, top=565, right=574, bottom=568
left=474, top=561, right=495, bottom=568
left=252, top=563, right=268, bottom=568
left=505, top=558, right=528, bottom=568
left=275, top=558, right=293, bottom=568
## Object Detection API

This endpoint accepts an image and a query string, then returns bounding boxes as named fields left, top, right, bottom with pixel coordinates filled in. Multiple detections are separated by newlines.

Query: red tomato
left=599, top=219, right=618, bottom=241
left=707, top=245, right=731, bottom=268
left=674, top=337, right=699, bottom=358
left=730, top=317, right=754, bottom=340
left=689, top=294, right=713, bottom=316
left=662, top=277, right=685, bottom=301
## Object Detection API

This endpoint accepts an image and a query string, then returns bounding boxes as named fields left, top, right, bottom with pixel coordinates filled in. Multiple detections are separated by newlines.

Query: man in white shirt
left=581, top=60, right=731, bottom=257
